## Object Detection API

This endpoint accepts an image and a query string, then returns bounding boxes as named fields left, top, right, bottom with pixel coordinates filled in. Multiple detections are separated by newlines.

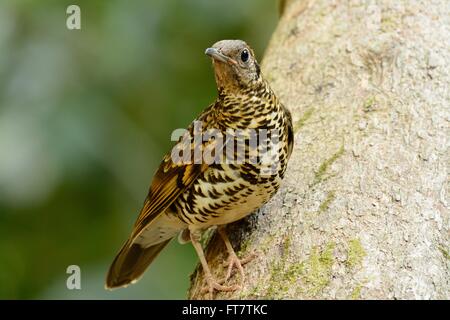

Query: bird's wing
left=130, top=105, right=220, bottom=240
left=131, top=155, right=207, bottom=240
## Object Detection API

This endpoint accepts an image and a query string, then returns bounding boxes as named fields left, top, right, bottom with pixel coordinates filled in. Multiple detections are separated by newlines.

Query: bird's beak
left=205, top=48, right=237, bottom=65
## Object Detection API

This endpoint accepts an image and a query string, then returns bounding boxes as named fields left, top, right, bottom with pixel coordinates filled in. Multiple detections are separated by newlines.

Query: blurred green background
left=0, top=0, right=277, bottom=299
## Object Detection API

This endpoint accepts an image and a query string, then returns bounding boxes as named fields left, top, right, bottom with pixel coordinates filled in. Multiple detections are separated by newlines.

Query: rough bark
left=189, top=0, right=449, bottom=299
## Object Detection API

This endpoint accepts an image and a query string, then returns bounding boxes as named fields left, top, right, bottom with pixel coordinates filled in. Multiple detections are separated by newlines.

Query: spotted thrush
left=106, top=40, right=294, bottom=296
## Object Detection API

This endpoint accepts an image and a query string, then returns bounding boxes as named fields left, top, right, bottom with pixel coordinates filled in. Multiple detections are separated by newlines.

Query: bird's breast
left=170, top=91, right=292, bottom=228
left=172, top=157, right=283, bottom=228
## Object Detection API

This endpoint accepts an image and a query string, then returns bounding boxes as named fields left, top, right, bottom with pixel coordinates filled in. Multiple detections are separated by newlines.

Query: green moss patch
left=294, top=108, right=314, bottom=133
left=439, top=246, right=450, bottom=260
left=363, top=96, right=376, bottom=112
left=264, top=241, right=336, bottom=298
left=314, top=144, right=344, bottom=184
left=301, top=242, right=335, bottom=296
left=318, top=191, right=336, bottom=214
left=350, top=284, right=362, bottom=299
left=346, top=239, right=366, bottom=268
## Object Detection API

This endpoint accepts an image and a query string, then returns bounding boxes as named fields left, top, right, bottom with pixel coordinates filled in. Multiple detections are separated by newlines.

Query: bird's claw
left=222, top=251, right=256, bottom=283
left=200, top=276, right=240, bottom=299
left=199, top=253, right=256, bottom=298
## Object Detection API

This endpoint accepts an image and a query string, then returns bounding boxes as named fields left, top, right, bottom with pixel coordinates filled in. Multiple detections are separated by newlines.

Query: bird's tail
left=105, top=238, right=172, bottom=289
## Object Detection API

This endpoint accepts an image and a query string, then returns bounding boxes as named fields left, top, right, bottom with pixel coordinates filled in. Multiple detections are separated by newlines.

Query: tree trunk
left=189, top=0, right=449, bottom=299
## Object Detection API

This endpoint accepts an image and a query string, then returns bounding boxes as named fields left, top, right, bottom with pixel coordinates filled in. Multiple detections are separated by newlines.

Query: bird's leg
left=217, top=226, right=256, bottom=287
left=190, top=229, right=239, bottom=298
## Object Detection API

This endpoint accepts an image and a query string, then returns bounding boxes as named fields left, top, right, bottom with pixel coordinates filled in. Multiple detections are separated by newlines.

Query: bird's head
left=205, top=40, right=262, bottom=94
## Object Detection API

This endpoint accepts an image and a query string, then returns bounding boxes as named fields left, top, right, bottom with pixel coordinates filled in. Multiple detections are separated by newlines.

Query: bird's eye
left=241, top=49, right=249, bottom=63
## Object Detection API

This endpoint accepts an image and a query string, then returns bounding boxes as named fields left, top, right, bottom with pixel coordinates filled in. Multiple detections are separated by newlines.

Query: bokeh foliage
left=0, top=0, right=276, bottom=298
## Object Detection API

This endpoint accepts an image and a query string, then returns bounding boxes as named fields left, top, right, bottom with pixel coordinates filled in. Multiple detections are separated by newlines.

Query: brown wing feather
left=131, top=159, right=208, bottom=240
left=106, top=155, right=209, bottom=289
left=130, top=103, right=219, bottom=240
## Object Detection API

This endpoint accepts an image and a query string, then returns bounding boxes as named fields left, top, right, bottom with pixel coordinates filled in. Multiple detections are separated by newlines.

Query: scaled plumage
left=106, top=40, right=293, bottom=296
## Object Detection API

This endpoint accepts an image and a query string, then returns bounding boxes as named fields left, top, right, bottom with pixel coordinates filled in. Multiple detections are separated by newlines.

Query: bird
left=105, top=39, right=294, bottom=297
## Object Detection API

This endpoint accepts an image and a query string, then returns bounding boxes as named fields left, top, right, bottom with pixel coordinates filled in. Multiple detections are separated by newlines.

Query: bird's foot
left=200, top=275, right=240, bottom=299
left=199, top=252, right=256, bottom=298
left=222, top=251, right=257, bottom=283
